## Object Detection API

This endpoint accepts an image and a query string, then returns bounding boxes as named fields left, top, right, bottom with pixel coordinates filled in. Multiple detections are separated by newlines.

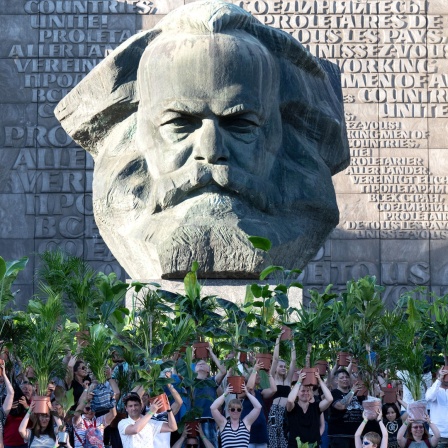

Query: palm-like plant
left=20, top=286, right=71, bottom=395
left=81, top=324, right=115, bottom=384
left=37, top=250, right=99, bottom=331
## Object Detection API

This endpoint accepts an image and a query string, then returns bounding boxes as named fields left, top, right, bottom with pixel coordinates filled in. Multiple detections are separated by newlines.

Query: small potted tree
left=387, top=292, right=432, bottom=420
left=19, top=287, right=71, bottom=413
left=81, top=323, right=117, bottom=413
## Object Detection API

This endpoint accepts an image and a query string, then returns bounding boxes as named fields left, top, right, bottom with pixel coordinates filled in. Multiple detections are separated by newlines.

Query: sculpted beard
left=114, top=155, right=283, bottom=215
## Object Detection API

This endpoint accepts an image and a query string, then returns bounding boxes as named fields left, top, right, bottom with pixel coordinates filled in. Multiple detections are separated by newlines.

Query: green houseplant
left=0, top=256, right=28, bottom=362
left=387, top=291, right=432, bottom=419
left=81, top=323, right=117, bottom=412
left=19, top=286, right=72, bottom=413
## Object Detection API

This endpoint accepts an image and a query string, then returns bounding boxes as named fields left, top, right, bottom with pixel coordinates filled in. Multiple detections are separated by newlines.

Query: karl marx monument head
left=55, top=0, right=350, bottom=279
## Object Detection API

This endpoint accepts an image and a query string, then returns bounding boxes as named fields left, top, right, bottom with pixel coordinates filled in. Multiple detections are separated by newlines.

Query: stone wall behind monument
left=1, top=0, right=447, bottom=307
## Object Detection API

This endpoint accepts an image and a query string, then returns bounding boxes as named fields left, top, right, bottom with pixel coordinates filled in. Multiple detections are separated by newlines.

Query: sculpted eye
left=221, top=115, right=260, bottom=133
left=161, top=114, right=199, bottom=132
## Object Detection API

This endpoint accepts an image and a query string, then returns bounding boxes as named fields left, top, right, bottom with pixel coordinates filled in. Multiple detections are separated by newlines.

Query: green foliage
left=0, top=256, right=28, bottom=311
left=20, top=288, right=71, bottom=395
left=81, top=323, right=115, bottom=384
left=135, top=360, right=174, bottom=396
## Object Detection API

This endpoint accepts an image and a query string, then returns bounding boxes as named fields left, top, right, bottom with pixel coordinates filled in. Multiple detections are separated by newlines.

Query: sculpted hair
left=55, top=0, right=349, bottom=175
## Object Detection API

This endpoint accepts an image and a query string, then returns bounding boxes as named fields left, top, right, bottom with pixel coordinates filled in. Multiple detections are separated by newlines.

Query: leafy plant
left=20, top=286, right=71, bottom=395
left=81, top=323, right=115, bottom=384
left=135, top=360, right=175, bottom=396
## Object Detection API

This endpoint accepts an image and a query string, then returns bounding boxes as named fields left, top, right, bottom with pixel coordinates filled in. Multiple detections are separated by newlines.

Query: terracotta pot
left=362, top=399, right=381, bottom=420
left=337, top=352, right=351, bottom=367
left=186, top=421, right=199, bottom=438
left=381, top=387, right=397, bottom=403
left=280, top=326, right=292, bottom=340
left=255, top=353, right=272, bottom=371
left=408, top=401, right=427, bottom=420
left=149, top=393, right=170, bottom=413
left=193, top=342, right=210, bottom=359
left=302, top=367, right=318, bottom=386
left=75, top=330, right=89, bottom=347
left=314, top=360, right=328, bottom=376
left=33, top=395, right=51, bottom=414
left=351, top=358, right=358, bottom=373
left=228, top=376, right=245, bottom=394
left=239, top=352, right=247, bottom=363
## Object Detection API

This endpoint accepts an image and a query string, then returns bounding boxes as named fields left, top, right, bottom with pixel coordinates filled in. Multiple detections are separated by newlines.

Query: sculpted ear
left=55, top=29, right=160, bottom=157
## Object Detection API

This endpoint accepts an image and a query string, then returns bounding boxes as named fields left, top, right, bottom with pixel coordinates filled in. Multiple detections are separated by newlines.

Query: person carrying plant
left=354, top=410, right=388, bottom=448
left=72, top=385, right=116, bottom=448
left=118, top=393, right=177, bottom=448
left=397, top=416, right=440, bottom=448
left=267, top=332, right=296, bottom=448
left=192, top=346, right=227, bottom=448
left=286, top=371, right=334, bottom=448
left=210, top=384, right=262, bottom=448
left=425, top=367, right=448, bottom=448
left=0, top=362, right=14, bottom=448
left=18, top=401, right=64, bottom=448
left=328, top=369, right=366, bottom=448
left=3, top=378, right=34, bottom=448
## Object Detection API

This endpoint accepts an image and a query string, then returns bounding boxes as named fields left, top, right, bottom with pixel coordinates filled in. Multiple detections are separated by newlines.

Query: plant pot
left=280, top=326, right=292, bottom=340
left=408, top=401, right=427, bottom=420
left=362, top=399, right=381, bottom=420
left=33, top=395, right=51, bottom=414
left=255, top=353, right=272, bottom=371
left=302, top=367, right=318, bottom=386
left=228, top=376, right=245, bottom=394
left=314, top=360, right=328, bottom=376
left=239, top=352, right=247, bottom=363
left=351, top=358, right=358, bottom=373
left=193, top=342, right=209, bottom=359
left=149, top=393, right=170, bottom=413
left=381, top=387, right=397, bottom=403
left=186, top=421, right=199, bottom=438
left=337, top=352, right=351, bottom=367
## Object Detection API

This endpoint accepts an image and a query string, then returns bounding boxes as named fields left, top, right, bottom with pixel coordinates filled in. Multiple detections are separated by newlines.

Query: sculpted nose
left=194, top=119, right=229, bottom=163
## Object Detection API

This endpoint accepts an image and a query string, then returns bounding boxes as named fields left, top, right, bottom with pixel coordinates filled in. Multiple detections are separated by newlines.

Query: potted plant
left=0, top=256, right=28, bottom=354
left=37, top=251, right=99, bottom=338
left=293, top=285, right=335, bottom=379
left=163, top=262, right=221, bottom=359
left=429, top=293, right=448, bottom=365
left=175, top=346, right=217, bottom=438
left=19, top=286, right=71, bottom=413
left=81, top=323, right=116, bottom=413
left=135, top=361, right=175, bottom=412
left=387, top=292, right=432, bottom=420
